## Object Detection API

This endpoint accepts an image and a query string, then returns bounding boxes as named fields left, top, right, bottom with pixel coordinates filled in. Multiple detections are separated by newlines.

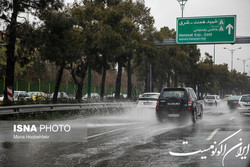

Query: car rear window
left=240, top=96, right=250, bottom=102
left=205, top=96, right=215, bottom=99
left=141, top=94, right=159, bottom=98
left=160, top=90, right=186, bottom=98
left=228, top=96, right=240, bottom=100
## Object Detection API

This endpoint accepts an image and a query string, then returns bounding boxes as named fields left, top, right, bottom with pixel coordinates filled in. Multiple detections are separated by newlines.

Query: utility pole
left=177, top=0, right=188, bottom=87
left=237, top=58, right=250, bottom=73
left=213, top=44, right=216, bottom=64
left=87, top=0, right=93, bottom=98
left=177, top=0, right=188, bottom=18
left=223, top=47, right=241, bottom=71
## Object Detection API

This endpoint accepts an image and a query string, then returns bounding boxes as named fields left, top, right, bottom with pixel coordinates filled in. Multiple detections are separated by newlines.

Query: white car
left=0, top=91, right=31, bottom=103
left=237, top=94, right=250, bottom=115
left=136, top=92, right=160, bottom=108
left=14, top=91, right=32, bottom=102
left=82, top=93, right=100, bottom=100
left=204, top=95, right=220, bottom=106
left=50, top=92, right=69, bottom=99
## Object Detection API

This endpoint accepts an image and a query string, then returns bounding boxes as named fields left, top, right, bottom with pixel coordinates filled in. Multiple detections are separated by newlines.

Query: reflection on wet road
left=1, top=101, right=250, bottom=167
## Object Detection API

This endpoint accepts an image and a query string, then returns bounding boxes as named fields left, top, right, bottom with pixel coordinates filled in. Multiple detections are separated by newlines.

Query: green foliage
left=39, top=11, right=77, bottom=65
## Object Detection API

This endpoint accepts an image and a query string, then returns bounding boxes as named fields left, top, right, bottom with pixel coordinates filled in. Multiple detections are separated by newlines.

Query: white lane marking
left=229, top=117, right=234, bottom=121
left=87, top=122, right=144, bottom=128
left=86, top=128, right=125, bottom=139
left=206, top=128, right=221, bottom=141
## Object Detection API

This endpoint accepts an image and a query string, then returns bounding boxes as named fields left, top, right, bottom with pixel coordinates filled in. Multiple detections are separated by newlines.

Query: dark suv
left=156, top=87, right=203, bottom=123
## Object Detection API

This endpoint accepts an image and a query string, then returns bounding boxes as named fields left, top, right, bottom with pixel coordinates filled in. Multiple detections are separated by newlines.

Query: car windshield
left=205, top=96, right=215, bottom=99
left=141, top=94, right=159, bottom=99
left=30, top=93, right=38, bottom=96
left=228, top=96, right=241, bottom=100
left=240, top=96, right=250, bottom=102
left=161, top=90, right=186, bottom=98
left=13, top=92, right=18, bottom=98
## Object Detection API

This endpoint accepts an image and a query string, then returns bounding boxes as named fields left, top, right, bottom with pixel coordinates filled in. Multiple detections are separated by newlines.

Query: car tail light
left=238, top=104, right=241, bottom=107
left=156, top=99, right=159, bottom=110
left=136, top=100, right=139, bottom=105
left=188, top=99, right=192, bottom=106
left=156, top=99, right=159, bottom=106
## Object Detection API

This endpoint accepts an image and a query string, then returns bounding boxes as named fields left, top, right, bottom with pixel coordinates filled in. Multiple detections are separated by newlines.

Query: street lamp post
left=177, top=0, right=188, bottom=18
left=177, top=0, right=188, bottom=88
left=237, top=58, right=250, bottom=73
left=223, top=47, right=241, bottom=71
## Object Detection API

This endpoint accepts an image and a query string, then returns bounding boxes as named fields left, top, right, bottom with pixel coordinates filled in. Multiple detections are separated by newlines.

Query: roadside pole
left=87, top=66, right=91, bottom=98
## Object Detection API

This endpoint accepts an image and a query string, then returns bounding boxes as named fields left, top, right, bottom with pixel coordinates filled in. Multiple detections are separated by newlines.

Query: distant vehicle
left=104, top=93, right=127, bottom=98
left=14, top=91, right=32, bottom=102
left=227, top=95, right=241, bottom=110
left=112, top=93, right=127, bottom=98
left=136, top=92, right=160, bottom=108
left=156, top=87, right=203, bottom=123
left=82, top=93, right=100, bottom=99
left=50, top=92, right=69, bottom=99
left=0, top=91, right=32, bottom=103
left=28, top=92, right=48, bottom=101
left=224, top=94, right=232, bottom=100
left=237, top=94, right=250, bottom=115
left=0, top=95, right=4, bottom=104
left=204, top=95, right=220, bottom=106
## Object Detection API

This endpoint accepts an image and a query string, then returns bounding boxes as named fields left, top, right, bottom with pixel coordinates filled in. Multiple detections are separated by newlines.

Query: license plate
left=167, top=103, right=180, bottom=105
left=143, top=102, right=152, bottom=105
left=168, top=114, right=180, bottom=118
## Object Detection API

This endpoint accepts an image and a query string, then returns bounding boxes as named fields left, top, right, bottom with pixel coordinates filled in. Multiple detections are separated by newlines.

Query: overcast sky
left=144, top=0, right=250, bottom=75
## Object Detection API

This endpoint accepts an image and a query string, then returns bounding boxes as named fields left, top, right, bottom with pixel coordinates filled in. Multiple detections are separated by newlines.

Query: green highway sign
left=176, top=15, right=236, bottom=44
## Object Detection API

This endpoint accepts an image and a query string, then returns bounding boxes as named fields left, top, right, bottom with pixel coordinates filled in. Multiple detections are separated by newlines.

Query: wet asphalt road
left=0, top=101, right=250, bottom=167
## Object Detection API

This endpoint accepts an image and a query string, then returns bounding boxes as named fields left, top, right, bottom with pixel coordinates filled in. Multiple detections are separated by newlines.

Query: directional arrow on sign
left=226, top=24, right=233, bottom=35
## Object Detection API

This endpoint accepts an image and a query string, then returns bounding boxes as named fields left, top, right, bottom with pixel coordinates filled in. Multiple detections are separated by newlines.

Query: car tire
left=198, top=106, right=203, bottom=119
left=192, top=109, right=197, bottom=124
left=156, top=113, right=163, bottom=123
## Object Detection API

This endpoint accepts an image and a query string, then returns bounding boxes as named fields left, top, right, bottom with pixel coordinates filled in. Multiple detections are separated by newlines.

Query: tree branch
left=70, top=64, right=81, bottom=86
left=0, top=14, right=11, bottom=23
left=17, top=15, right=27, bottom=21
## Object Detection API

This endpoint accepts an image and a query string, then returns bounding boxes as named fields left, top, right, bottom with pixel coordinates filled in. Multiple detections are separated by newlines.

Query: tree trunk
left=4, top=45, right=15, bottom=105
left=100, top=55, right=107, bottom=99
left=144, top=77, right=148, bottom=93
left=127, top=56, right=132, bottom=99
left=158, top=76, right=164, bottom=93
left=3, top=1, right=18, bottom=105
left=71, top=63, right=87, bottom=102
left=75, top=78, right=84, bottom=103
left=174, top=71, right=178, bottom=87
left=167, top=73, right=171, bottom=88
left=115, top=61, right=122, bottom=99
left=145, top=60, right=150, bottom=92
left=52, top=64, right=65, bottom=104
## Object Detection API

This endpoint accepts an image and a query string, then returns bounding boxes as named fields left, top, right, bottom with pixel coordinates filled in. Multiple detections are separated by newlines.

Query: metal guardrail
left=0, top=102, right=135, bottom=116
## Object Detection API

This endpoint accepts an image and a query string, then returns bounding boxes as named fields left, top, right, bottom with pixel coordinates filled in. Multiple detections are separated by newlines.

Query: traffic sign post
left=7, top=86, right=13, bottom=102
left=176, top=15, right=236, bottom=44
